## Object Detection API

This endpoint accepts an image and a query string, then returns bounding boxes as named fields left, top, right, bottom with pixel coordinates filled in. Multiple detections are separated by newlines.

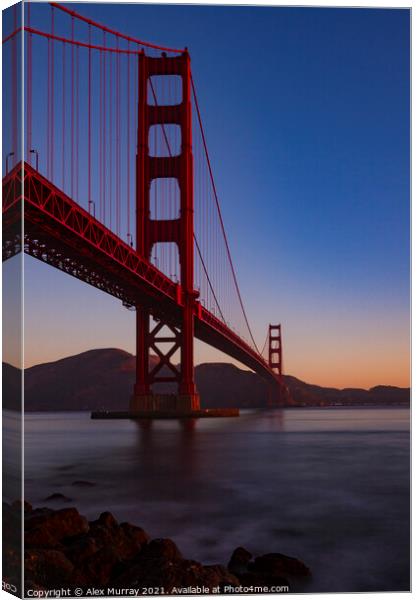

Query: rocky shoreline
left=3, top=501, right=311, bottom=595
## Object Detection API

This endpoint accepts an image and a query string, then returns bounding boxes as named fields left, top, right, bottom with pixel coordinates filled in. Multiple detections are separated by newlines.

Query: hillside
left=2, top=348, right=410, bottom=412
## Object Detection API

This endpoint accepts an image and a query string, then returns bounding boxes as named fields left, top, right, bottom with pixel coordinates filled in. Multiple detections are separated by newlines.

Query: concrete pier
left=91, top=408, right=239, bottom=420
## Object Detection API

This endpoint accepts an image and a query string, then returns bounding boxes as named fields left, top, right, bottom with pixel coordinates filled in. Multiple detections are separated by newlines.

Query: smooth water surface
left=5, top=407, right=410, bottom=592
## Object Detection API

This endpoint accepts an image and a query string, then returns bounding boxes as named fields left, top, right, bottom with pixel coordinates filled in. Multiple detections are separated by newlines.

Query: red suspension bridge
left=3, top=3, right=286, bottom=414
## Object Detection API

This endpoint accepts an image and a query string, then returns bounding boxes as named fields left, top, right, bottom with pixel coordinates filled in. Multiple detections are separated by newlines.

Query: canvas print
left=2, top=2, right=410, bottom=597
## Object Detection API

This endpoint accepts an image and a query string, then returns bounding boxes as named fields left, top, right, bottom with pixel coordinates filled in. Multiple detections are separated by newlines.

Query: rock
left=76, top=547, right=122, bottom=587
left=228, top=546, right=253, bottom=574
left=12, top=500, right=33, bottom=513
left=88, top=515, right=148, bottom=561
left=92, top=511, right=119, bottom=530
left=27, top=507, right=54, bottom=520
left=62, top=534, right=100, bottom=566
left=19, top=503, right=310, bottom=592
left=44, top=493, right=72, bottom=503
left=25, top=549, right=75, bottom=587
left=120, top=522, right=150, bottom=549
left=24, top=580, right=45, bottom=594
left=110, top=540, right=184, bottom=590
left=239, top=570, right=290, bottom=587
left=139, top=538, right=183, bottom=562
left=197, top=564, right=240, bottom=589
left=112, top=558, right=239, bottom=592
left=250, top=552, right=311, bottom=578
left=3, top=502, right=22, bottom=544
left=25, top=508, right=89, bottom=548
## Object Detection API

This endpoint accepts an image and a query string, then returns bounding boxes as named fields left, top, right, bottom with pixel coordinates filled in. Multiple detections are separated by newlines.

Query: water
left=5, top=407, right=410, bottom=592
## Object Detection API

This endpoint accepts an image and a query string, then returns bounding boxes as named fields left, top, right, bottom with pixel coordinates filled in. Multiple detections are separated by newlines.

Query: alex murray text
left=23, top=585, right=290, bottom=597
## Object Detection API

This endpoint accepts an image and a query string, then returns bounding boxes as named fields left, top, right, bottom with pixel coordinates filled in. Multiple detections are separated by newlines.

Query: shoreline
left=3, top=501, right=311, bottom=596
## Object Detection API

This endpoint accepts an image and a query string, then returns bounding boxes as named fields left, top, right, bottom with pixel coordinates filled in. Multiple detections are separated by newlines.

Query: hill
left=2, top=348, right=410, bottom=411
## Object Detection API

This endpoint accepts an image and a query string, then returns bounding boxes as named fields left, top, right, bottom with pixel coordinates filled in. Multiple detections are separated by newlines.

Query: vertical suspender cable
left=99, top=45, right=103, bottom=220
left=51, top=7, right=55, bottom=179
left=109, top=40, right=112, bottom=228
left=88, top=24, right=92, bottom=212
left=127, top=41, right=131, bottom=241
left=11, top=5, right=17, bottom=168
left=71, top=17, right=74, bottom=197
left=47, top=37, right=50, bottom=178
left=76, top=44, right=79, bottom=200
left=103, top=32, right=106, bottom=224
left=62, top=41, right=66, bottom=189
left=26, top=4, right=32, bottom=164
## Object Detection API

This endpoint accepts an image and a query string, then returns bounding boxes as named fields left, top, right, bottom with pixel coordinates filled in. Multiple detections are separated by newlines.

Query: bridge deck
left=3, top=163, right=280, bottom=386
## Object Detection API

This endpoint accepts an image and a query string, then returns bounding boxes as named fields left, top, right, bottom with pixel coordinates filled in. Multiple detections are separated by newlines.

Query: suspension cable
left=191, top=73, right=261, bottom=354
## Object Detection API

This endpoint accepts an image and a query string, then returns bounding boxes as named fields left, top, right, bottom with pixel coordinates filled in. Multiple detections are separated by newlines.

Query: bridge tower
left=268, top=324, right=285, bottom=406
left=131, top=50, right=200, bottom=413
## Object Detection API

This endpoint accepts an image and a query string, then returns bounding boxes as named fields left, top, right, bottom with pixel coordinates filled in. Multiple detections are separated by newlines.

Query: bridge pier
left=130, top=393, right=200, bottom=413
left=130, top=49, right=201, bottom=415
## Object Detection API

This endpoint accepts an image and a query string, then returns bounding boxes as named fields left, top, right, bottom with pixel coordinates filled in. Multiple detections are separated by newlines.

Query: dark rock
left=25, top=528, right=58, bottom=549
left=3, top=547, right=21, bottom=575
left=3, top=502, right=21, bottom=545
left=85, top=515, right=149, bottom=562
left=197, top=564, right=240, bottom=589
left=62, top=534, right=100, bottom=566
left=20, top=503, right=309, bottom=592
left=251, top=552, right=311, bottom=578
left=27, top=507, right=54, bottom=519
left=25, top=549, right=75, bottom=587
left=44, top=493, right=72, bottom=503
left=120, top=522, right=150, bottom=549
left=76, top=547, right=122, bottom=587
left=111, top=557, right=180, bottom=589
left=139, top=538, right=183, bottom=562
left=112, top=557, right=239, bottom=592
left=110, top=540, right=184, bottom=590
left=228, top=546, right=253, bottom=574
left=92, top=511, right=119, bottom=530
left=12, top=500, right=33, bottom=513
left=239, top=570, right=290, bottom=587
left=25, top=507, right=89, bottom=548
left=24, top=580, right=45, bottom=594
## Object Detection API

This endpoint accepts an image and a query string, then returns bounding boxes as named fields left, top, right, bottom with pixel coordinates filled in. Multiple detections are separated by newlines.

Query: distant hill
left=3, top=362, right=21, bottom=411
left=2, top=348, right=410, bottom=412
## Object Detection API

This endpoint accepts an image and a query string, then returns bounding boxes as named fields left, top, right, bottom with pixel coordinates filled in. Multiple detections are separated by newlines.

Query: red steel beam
left=3, top=163, right=281, bottom=387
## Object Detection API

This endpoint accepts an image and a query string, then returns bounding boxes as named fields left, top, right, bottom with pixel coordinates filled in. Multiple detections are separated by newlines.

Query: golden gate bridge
left=3, top=2, right=286, bottom=416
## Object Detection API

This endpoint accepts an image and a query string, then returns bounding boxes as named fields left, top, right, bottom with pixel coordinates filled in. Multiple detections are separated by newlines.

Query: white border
left=0, top=1, right=412, bottom=599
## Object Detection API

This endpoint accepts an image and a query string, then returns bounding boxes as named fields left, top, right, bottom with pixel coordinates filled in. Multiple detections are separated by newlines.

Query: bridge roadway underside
left=2, top=164, right=279, bottom=387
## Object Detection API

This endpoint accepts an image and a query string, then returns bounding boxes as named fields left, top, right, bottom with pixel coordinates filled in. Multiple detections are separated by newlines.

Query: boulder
left=197, top=564, right=240, bottom=589
left=228, top=546, right=253, bottom=574
left=44, top=493, right=72, bottom=503
left=25, top=508, right=89, bottom=548
left=91, top=511, right=119, bottom=530
left=25, top=549, right=74, bottom=587
left=250, top=552, right=311, bottom=578
left=111, top=544, right=239, bottom=593
left=76, top=547, right=122, bottom=587
left=12, top=500, right=33, bottom=513
left=139, top=538, right=183, bottom=562
left=62, top=534, right=100, bottom=566
left=239, top=570, right=290, bottom=588
left=120, top=522, right=149, bottom=550
left=87, top=513, right=149, bottom=561
left=19, top=503, right=310, bottom=592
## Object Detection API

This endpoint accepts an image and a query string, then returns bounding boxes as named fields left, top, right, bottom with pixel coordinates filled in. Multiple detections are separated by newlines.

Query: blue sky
left=4, top=4, right=410, bottom=388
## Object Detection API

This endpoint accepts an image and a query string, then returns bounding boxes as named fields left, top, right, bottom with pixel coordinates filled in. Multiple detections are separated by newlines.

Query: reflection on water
left=6, top=407, right=410, bottom=592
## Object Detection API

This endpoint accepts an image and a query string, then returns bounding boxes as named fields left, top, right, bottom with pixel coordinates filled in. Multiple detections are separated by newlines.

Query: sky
left=3, top=4, right=410, bottom=389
